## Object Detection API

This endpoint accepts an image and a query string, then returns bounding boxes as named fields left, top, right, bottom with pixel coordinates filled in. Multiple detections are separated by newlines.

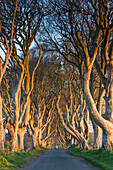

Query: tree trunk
left=30, top=134, right=38, bottom=150
left=0, top=94, right=4, bottom=152
left=11, top=133, right=18, bottom=152
left=18, top=127, right=26, bottom=151
left=56, top=96, right=89, bottom=150
left=102, top=64, right=113, bottom=148
left=38, top=116, right=43, bottom=146
left=33, top=135, right=38, bottom=149
left=30, top=135, right=34, bottom=150
left=94, top=127, right=102, bottom=148
left=18, top=134, right=24, bottom=151
left=41, top=141, right=46, bottom=148
left=0, top=60, right=4, bottom=152
left=24, top=53, right=30, bottom=125
left=91, top=117, right=102, bottom=148
left=29, top=126, right=39, bottom=150
left=71, top=137, right=75, bottom=145
left=7, top=124, right=18, bottom=152
left=83, top=71, right=113, bottom=149
left=93, top=125, right=102, bottom=148
left=39, top=130, right=42, bottom=146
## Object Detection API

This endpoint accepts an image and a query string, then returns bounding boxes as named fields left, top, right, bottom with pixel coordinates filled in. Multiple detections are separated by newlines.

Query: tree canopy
left=0, top=0, right=113, bottom=152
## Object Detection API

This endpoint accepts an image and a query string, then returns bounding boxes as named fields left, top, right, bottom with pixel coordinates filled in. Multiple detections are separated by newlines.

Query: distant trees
left=54, top=64, right=89, bottom=150
left=30, top=53, right=67, bottom=147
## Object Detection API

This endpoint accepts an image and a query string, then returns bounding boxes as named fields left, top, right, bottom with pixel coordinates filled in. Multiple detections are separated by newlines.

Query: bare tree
left=2, top=39, right=42, bottom=152
left=44, top=0, right=113, bottom=149
left=0, top=0, right=18, bottom=152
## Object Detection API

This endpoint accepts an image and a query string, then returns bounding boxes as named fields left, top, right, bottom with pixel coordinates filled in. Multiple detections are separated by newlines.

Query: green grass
left=0, top=147, right=45, bottom=170
left=69, top=145, right=113, bottom=170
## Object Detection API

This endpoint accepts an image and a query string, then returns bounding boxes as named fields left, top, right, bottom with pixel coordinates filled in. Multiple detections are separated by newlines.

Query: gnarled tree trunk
left=92, top=120, right=102, bottom=148
left=0, top=60, right=4, bottom=152
left=56, top=95, right=89, bottom=150
left=18, top=127, right=26, bottom=151
left=7, top=124, right=18, bottom=152
left=83, top=71, right=113, bottom=149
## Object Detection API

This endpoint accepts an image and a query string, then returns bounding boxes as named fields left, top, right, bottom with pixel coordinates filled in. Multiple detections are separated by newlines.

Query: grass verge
left=69, top=145, right=113, bottom=170
left=0, top=147, right=45, bottom=170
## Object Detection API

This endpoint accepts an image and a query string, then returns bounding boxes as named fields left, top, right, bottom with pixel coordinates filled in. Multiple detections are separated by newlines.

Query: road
left=17, top=149, right=100, bottom=170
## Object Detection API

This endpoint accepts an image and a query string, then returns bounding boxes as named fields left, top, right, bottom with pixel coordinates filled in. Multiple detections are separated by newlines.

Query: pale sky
left=0, top=48, right=5, bottom=59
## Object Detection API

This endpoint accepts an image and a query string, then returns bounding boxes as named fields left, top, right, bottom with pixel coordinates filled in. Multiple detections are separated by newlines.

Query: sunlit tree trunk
left=102, top=58, right=113, bottom=148
left=7, top=124, right=18, bottom=152
left=33, top=133, right=39, bottom=149
left=24, top=53, right=30, bottom=124
left=0, top=0, right=17, bottom=152
left=91, top=117, right=102, bottom=148
left=30, top=132, right=39, bottom=150
left=83, top=70, right=113, bottom=149
left=90, top=74, right=103, bottom=148
left=12, top=134, right=18, bottom=152
left=0, top=60, right=4, bottom=152
left=18, top=127, right=26, bottom=151
left=94, top=126, right=102, bottom=148
left=56, top=94, right=89, bottom=150
left=83, top=109, right=89, bottom=141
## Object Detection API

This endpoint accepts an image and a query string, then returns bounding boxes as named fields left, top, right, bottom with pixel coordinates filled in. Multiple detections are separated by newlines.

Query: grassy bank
left=69, top=145, right=113, bottom=170
left=0, top=147, right=45, bottom=170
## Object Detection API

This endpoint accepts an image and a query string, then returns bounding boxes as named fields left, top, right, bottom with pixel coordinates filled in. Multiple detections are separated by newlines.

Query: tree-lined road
left=18, top=149, right=99, bottom=170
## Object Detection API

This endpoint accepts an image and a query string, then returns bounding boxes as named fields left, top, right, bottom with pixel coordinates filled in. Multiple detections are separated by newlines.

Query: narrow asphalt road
left=17, top=149, right=100, bottom=170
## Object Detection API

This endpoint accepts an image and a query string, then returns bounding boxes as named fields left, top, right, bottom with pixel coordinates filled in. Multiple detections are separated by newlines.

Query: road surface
left=17, top=149, right=100, bottom=170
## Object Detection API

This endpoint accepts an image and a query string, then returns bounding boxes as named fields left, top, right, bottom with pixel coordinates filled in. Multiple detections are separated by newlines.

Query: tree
left=44, top=0, right=113, bottom=149
left=28, top=100, right=55, bottom=149
left=0, top=0, right=18, bottom=152
left=2, top=39, right=42, bottom=151
left=1, top=0, right=56, bottom=152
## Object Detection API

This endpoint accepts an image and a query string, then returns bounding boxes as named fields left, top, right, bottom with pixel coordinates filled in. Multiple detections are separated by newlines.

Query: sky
left=0, top=47, right=5, bottom=59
